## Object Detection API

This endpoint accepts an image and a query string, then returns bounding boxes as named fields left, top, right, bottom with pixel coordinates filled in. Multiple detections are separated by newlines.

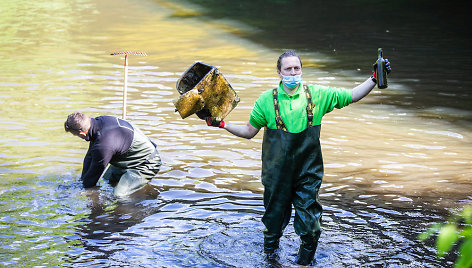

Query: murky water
left=0, top=0, right=470, bottom=267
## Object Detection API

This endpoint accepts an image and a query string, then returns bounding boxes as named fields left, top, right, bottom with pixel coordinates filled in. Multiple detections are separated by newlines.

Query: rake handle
left=123, top=54, right=128, bottom=120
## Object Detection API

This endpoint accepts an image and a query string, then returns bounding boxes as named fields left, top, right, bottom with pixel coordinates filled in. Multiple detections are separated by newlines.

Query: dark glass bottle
left=375, top=48, right=388, bottom=89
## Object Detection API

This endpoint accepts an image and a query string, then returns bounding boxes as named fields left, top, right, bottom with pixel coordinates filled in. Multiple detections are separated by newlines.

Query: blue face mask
left=282, top=75, right=302, bottom=89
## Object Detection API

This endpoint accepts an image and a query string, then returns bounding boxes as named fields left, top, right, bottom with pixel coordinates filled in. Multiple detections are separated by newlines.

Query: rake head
left=110, top=51, right=147, bottom=56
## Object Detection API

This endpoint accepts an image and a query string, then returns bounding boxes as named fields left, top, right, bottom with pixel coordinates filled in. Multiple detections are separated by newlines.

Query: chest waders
left=103, top=126, right=161, bottom=196
left=262, top=85, right=322, bottom=265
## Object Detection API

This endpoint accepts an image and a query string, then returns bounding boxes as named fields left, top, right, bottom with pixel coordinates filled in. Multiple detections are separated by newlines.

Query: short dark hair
left=277, top=50, right=302, bottom=71
left=64, top=112, right=89, bottom=132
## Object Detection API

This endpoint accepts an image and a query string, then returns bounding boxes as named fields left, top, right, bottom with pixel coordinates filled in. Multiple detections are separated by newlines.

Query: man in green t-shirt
left=205, top=50, right=391, bottom=265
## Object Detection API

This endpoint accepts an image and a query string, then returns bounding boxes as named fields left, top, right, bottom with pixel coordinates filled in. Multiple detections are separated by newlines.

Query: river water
left=0, top=0, right=470, bottom=267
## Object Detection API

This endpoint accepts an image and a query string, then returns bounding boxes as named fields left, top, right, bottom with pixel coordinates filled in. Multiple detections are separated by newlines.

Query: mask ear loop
left=79, top=130, right=88, bottom=137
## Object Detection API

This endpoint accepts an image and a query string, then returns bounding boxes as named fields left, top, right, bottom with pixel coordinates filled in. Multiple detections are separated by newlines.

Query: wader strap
left=147, top=140, right=158, bottom=161
left=304, top=85, right=314, bottom=127
left=272, top=86, right=315, bottom=131
left=272, top=88, right=288, bottom=131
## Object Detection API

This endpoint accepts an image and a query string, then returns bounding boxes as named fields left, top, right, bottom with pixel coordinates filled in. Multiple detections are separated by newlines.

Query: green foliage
left=437, top=224, right=459, bottom=257
left=419, top=206, right=472, bottom=268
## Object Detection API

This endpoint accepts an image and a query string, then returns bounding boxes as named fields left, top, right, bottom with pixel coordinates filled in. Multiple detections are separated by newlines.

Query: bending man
left=205, top=50, right=391, bottom=265
left=64, top=112, right=161, bottom=196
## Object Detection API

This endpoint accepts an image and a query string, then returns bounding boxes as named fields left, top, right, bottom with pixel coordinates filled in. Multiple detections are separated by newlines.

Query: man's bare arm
left=351, top=77, right=376, bottom=102
left=223, top=122, right=260, bottom=139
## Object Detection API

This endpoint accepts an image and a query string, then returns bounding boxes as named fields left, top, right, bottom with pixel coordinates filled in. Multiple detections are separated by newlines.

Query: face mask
left=282, top=75, right=302, bottom=89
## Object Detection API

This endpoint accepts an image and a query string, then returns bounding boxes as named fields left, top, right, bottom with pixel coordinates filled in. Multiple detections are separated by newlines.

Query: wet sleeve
left=249, top=97, right=267, bottom=129
left=80, top=149, right=93, bottom=182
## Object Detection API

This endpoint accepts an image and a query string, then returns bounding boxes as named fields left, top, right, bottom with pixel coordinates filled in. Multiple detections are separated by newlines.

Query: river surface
left=0, top=0, right=471, bottom=267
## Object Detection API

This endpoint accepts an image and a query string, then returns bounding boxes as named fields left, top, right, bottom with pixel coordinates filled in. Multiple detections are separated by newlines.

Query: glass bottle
left=376, top=48, right=388, bottom=89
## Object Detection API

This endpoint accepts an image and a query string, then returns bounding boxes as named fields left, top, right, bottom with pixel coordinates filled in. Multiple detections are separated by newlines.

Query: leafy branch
left=418, top=206, right=472, bottom=268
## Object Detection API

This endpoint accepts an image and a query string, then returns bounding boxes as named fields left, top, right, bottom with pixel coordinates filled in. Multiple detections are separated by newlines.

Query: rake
left=111, top=51, right=148, bottom=120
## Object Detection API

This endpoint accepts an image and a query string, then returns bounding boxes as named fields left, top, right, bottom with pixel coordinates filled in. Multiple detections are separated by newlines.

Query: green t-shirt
left=249, top=82, right=353, bottom=133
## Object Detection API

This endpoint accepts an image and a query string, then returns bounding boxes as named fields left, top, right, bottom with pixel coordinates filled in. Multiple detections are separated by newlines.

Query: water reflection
left=68, top=185, right=162, bottom=265
left=0, top=0, right=470, bottom=266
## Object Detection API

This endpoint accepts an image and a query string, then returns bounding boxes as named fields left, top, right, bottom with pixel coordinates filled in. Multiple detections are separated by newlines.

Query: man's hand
left=372, top=59, right=392, bottom=79
left=385, top=59, right=392, bottom=74
left=205, top=117, right=225, bottom=128
left=354, top=59, right=392, bottom=101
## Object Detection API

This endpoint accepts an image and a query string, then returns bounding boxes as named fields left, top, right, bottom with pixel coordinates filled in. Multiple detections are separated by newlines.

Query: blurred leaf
left=436, top=224, right=458, bottom=257
left=463, top=206, right=472, bottom=225
left=455, top=239, right=472, bottom=268
left=419, top=206, right=472, bottom=267
left=418, top=223, right=441, bottom=241
left=460, top=227, right=472, bottom=238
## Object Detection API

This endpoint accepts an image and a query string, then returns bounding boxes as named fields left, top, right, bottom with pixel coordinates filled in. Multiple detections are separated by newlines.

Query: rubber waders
left=103, top=166, right=149, bottom=197
left=261, top=86, right=323, bottom=262
left=295, top=233, right=320, bottom=265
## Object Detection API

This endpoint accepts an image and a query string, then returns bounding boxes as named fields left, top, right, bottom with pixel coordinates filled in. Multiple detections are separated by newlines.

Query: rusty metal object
left=174, top=62, right=240, bottom=120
